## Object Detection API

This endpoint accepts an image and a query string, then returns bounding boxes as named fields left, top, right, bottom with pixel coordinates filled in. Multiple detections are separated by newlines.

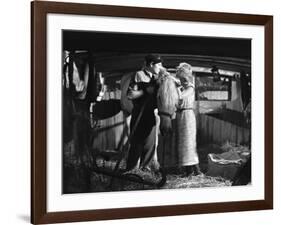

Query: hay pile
left=220, top=141, right=250, bottom=161
left=163, top=174, right=232, bottom=189
left=90, top=169, right=232, bottom=192
left=63, top=141, right=238, bottom=193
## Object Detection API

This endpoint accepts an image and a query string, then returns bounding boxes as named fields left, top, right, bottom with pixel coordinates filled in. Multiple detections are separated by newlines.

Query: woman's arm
left=180, top=86, right=194, bottom=99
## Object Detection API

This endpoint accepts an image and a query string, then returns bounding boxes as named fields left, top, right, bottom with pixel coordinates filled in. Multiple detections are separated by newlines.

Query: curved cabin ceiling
left=63, top=31, right=251, bottom=75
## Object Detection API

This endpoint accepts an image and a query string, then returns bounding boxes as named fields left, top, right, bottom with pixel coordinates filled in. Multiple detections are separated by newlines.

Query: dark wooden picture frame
left=31, top=1, right=273, bottom=224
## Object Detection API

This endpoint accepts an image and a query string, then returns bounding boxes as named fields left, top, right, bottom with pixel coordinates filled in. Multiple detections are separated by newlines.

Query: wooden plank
left=212, top=117, right=220, bottom=144
left=114, top=90, right=122, bottom=149
left=230, top=123, right=236, bottom=144
left=217, top=116, right=222, bottom=145
left=221, top=121, right=230, bottom=144
left=107, top=91, right=115, bottom=150
left=102, top=92, right=110, bottom=151
left=200, top=114, right=205, bottom=143
left=237, top=126, right=242, bottom=145
left=208, top=116, right=214, bottom=143
left=201, top=114, right=208, bottom=144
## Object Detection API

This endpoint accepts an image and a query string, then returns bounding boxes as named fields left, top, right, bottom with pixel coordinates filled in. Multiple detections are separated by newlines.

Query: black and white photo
left=62, top=31, right=252, bottom=193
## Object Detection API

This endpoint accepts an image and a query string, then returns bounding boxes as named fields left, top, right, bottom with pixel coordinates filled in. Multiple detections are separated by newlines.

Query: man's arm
left=127, top=70, right=156, bottom=100
left=127, top=88, right=144, bottom=100
left=127, top=81, right=156, bottom=99
left=127, top=72, right=145, bottom=100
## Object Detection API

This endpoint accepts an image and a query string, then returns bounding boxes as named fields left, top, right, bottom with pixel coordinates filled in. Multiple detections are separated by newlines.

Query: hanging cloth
left=72, top=61, right=89, bottom=100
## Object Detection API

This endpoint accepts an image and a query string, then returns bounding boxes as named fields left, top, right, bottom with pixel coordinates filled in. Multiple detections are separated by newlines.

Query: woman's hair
left=157, top=75, right=179, bottom=115
left=176, top=62, right=194, bottom=84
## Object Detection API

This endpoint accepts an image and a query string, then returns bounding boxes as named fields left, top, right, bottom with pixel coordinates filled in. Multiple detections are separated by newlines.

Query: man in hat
left=125, top=54, right=163, bottom=171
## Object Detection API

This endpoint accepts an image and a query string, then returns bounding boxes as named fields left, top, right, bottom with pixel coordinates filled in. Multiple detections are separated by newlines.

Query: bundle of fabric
left=206, top=142, right=250, bottom=181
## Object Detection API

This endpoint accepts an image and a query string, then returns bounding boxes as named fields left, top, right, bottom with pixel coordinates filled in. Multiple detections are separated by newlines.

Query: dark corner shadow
left=17, top=214, right=30, bottom=223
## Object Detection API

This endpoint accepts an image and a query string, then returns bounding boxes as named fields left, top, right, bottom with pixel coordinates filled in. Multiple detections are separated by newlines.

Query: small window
left=195, top=72, right=232, bottom=101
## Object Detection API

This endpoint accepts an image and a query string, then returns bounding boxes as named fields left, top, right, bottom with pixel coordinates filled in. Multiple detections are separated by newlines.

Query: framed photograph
left=31, top=1, right=273, bottom=224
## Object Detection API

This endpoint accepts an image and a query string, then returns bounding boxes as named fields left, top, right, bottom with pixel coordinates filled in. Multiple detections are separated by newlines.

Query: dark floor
left=62, top=141, right=248, bottom=194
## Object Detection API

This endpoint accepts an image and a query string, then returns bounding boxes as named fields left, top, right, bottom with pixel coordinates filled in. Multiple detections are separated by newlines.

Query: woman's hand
left=159, top=115, right=172, bottom=136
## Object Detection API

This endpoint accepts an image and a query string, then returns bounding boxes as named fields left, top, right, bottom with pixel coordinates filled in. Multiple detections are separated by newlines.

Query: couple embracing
left=125, top=54, right=202, bottom=177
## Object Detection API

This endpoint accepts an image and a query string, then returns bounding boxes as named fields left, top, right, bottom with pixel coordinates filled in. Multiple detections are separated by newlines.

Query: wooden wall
left=197, top=113, right=250, bottom=145
left=92, top=90, right=128, bottom=151
left=92, top=80, right=249, bottom=152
